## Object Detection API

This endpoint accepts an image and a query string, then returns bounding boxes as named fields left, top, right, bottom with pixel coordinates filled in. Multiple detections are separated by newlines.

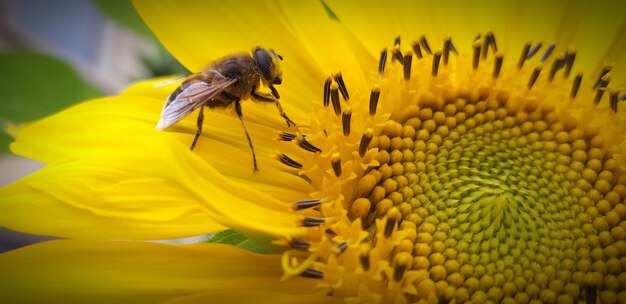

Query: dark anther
left=584, top=285, right=597, bottom=304
left=518, top=43, right=531, bottom=69
left=323, top=77, right=331, bottom=107
left=393, top=265, right=406, bottom=282
left=563, top=51, right=576, bottom=78
left=335, top=241, right=348, bottom=255
left=330, top=83, right=342, bottom=115
left=526, top=42, right=542, bottom=59
left=290, top=238, right=311, bottom=250
left=359, top=129, right=374, bottom=157
left=393, top=35, right=401, bottom=46
left=369, top=86, right=381, bottom=116
left=403, top=52, right=413, bottom=80
left=487, top=32, right=498, bottom=52
left=432, top=51, right=442, bottom=76
left=450, top=40, right=459, bottom=55
left=298, top=136, right=322, bottom=153
left=540, top=43, right=555, bottom=62
left=472, top=42, right=481, bottom=70
left=300, top=268, right=324, bottom=279
left=331, top=154, right=342, bottom=177
left=378, top=48, right=387, bottom=77
left=442, top=38, right=452, bottom=65
left=619, top=93, right=626, bottom=102
left=527, top=66, right=541, bottom=89
left=392, top=47, right=404, bottom=63
left=594, top=75, right=609, bottom=104
left=493, top=54, right=503, bottom=78
left=342, top=110, right=352, bottom=136
left=548, top=57, right=565, bottom=81
left=333, top=72, right=350, bottom=100
left=279, top=131, right=297, bottom=141
left=610, top=91, right=619, bottom=113
left=419, top=35, right=432, bottom=55
left=411, top=41, right=423, bottom=59
left=593, top=66, right=611, bottom=90
left=295, top=199, right=321, bottom=210
left=360, top=253, right=370, bottom=271
left=384, top=217, right=397, bottom=237
left=278, top=153, right=303, bottom=169
left=303, top=216, right=326, bottom=227
left=570, top=73, right=582, bottom=99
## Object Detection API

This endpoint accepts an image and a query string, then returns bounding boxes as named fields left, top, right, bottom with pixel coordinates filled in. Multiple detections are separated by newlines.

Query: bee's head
left=253, top=47, right=283, bottom=86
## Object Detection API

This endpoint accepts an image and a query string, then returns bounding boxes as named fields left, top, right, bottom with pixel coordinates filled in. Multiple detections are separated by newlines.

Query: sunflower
left=2, top=0, right=626, bottom=303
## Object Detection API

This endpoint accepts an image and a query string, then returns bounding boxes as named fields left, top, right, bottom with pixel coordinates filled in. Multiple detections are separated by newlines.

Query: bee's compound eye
left=254, top=48, right=273, bottom=82
left=273, top=76, right=282, bottom=85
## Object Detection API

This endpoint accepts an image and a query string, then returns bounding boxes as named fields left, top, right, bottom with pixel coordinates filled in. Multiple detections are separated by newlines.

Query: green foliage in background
left=0, top=52, right=102, bottom=153
left=94, top=0, right=187, bottom=77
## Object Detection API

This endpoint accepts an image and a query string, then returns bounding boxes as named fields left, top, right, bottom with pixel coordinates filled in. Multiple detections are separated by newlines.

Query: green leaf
left=0, top=52, right=102, bottom=153
left=203, top=229, right=282, bottom=254
left=94, top=0, right=156, bottom=40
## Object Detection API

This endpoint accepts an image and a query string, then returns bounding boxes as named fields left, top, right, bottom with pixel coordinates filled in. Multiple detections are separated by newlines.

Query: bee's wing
left=156, top=78, right=237, bottom=130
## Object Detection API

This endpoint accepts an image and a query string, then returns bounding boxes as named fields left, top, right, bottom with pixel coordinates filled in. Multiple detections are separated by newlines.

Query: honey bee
left=156, top=47, right=295, bottom=171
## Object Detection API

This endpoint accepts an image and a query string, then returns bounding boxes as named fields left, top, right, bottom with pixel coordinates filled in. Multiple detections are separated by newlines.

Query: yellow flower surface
left=2, top=0, right=626, bottom=303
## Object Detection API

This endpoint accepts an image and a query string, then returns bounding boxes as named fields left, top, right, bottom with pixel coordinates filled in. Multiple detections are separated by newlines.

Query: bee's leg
left=190, top=105, right=204, bottom=150
left=235, top=99, right=258, bottom=171
left=251, top=86, right=295, bottom=127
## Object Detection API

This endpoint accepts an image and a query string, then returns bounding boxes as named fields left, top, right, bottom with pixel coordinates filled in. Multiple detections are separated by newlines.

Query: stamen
left=359, top=128, right=374, bottom=157
left=393, top=35, right=401, bottom=46
left=290, top=238, right=311, bottom=250
left=300, top=268, right=324, bottom=279
left=359, top=245, right=370, bottom=271
left=297, top=136, right=322, bottom=153
left=432, top=51, right=442, bottom=76
left=492, top=54, right=503, bottom=78
left=570, top=73, right=582, bottom=99
left=303, top=216, right=326, bottom=227
left=619, top=93, right=626, bottom=102
left=527, top=66, right=542, bottom=89
left=277, top=153, right=303, bottom=169
left=526, top=42, right=542, bottom=59
left=593, top=66, right=611, bottom=90
left=548, top=56, right=564, bottom=81
left=392, top=252, right=412, bottom=281
left=369, top=85, right=381, bottom=116
left=442, top=37, right=452, bottom=65
left=610, top=91, right=619, bottom=112
left=403, top=51, right=413, bottom=80
left=278, top=131, right=296, bottom=141
left=391, top=46, right=404, bottom=63
left=330, top=82, right=342, bottom=115
left=487, top=32, right=498, bottom=52
left=450, top=39, right=459, bottom=55
left=331, top=153, right=342, bottom=177
left=481, top=35, right=490, bottom=60
left=335, top=241, right=348, bottom=255
left=419, top=35, right=432, bottom=55
left=384, top=207, right=401, bottom=237
left=563, top=51, right=576, bottom=78
left=594, top=75, right=609, bottom=104
left=411, top=41, right=423, bottom=59
left=517, top=43, right=531, bottom=69
left=323, top=77, right=331, bottom=107
left=540, top=43, right=555, bottom=62
left=295, top=199, right=321, bottom=210
left=333, top=72, right=350, bottom=100
left=378, top=48, right=387, bottom=77
left=472, top=41, right=481, bottom=70
left=342, top=109, right=352, bottom=136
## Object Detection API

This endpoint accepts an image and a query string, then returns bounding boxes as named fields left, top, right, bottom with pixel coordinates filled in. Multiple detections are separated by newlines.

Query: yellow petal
left=0, top=240, right=323, bottom=303
left=0, top=160, right=222, bottom=239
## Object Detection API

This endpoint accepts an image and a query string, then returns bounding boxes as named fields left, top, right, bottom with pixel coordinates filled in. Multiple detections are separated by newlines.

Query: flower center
left=277, top=34, right=626, bottom=303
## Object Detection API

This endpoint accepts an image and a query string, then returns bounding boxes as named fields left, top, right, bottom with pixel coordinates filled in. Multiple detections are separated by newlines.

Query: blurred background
left=0, top=0, right=187, bottom=251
